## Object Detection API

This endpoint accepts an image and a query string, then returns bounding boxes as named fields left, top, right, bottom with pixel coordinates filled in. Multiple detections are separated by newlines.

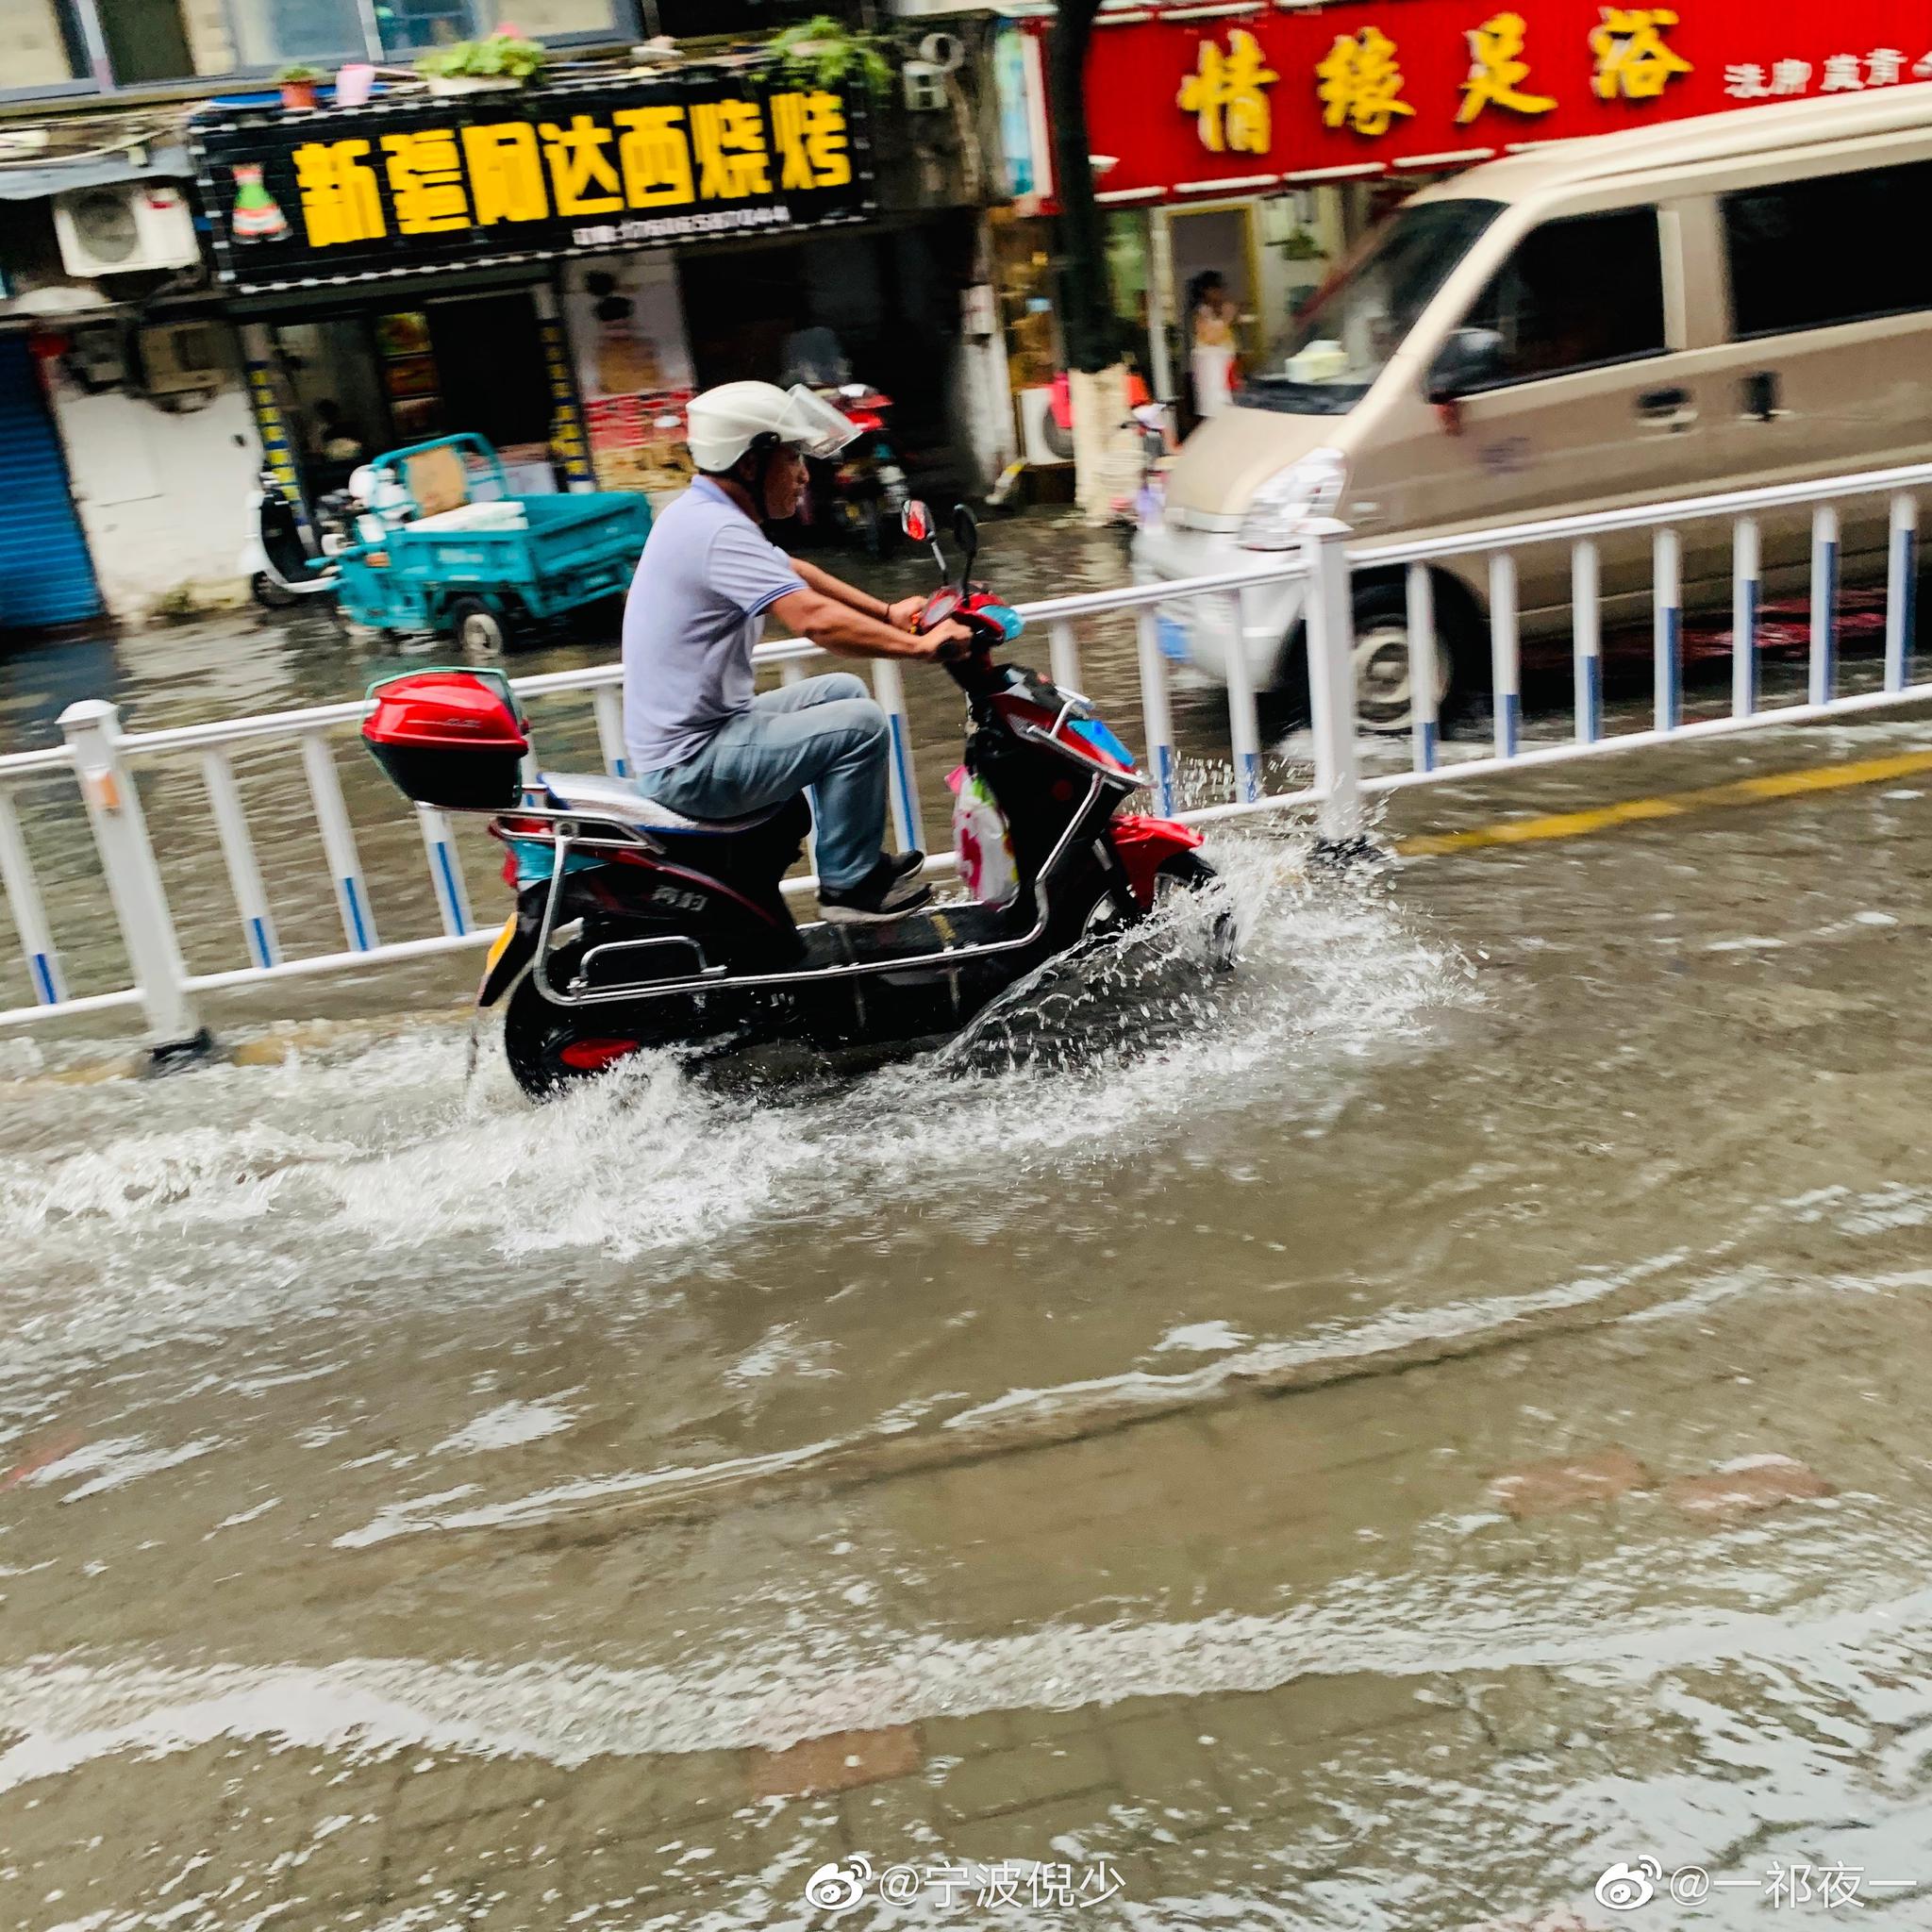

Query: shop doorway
left=267, top=285, right=562, bottom=502
left=1164, top=203, right=1260, bottom=428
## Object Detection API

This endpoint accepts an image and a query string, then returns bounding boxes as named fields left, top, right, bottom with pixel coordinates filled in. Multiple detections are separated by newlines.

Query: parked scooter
left=242, top=465, right=348, bottom=609
left=1110, top=399, right=1175, bottom=560
left=819, top=382, right=910, bottom=558
left=361, top=502, right=1234, bottom=1100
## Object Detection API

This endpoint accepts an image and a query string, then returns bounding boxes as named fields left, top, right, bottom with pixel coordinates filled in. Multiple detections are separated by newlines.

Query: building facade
left=0, top=0, right=1006, bottom=628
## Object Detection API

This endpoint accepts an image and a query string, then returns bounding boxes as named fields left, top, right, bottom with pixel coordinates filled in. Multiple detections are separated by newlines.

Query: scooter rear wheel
left=501, top=945, right=723, bottom=1100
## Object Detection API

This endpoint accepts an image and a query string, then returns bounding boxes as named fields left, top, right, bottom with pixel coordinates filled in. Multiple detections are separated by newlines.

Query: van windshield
left=1242, top=198, right=1504, bottom=416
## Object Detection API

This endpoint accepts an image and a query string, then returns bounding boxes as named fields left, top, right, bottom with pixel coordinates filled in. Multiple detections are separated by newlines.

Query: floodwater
left=5, top=517, right=1932, bottom=1931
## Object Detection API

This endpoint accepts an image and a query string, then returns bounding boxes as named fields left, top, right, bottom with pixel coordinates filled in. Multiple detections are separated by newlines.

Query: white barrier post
left=1405, top=562, right=1437, bottom=774
left=1572, top=540, right=1602, bottom=744
left=1227, top=589, right=1265, bottom=803
left=591, top=686, right=629, bottom=779
left=1489, top=552, right=1521, bottom=759
left=1809, top=505, right=1839, bottom=706
left=1049, top=618, right=1081, bottom=696
left=301, top=731, right=378, bottom=953
left=1135, top=608, right=1177, bottom=818
left=1886, top=493, right=1917, bottom=693
left=58, top=701, right=202, bottom=1052
left=1654, top=526, right=1682, bottom=733
left=201, top=750, right=279, bottom=972
left=871, top=658, right=926, bottom=853
left=0, top=789, right=63, bottom=1006
left=1300, top=518, right=1360, bottom=842
left=416, top=806, right=472, bottom=938
left=1732, top=517, right=1760, bottom=719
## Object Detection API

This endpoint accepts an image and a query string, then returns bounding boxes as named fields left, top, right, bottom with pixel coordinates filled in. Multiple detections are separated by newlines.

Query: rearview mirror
left=1426, top=327, right=1505, bottom=404
left=952, top=502, right=979, bottom=588
left=901, top=499, right=933, bottom=543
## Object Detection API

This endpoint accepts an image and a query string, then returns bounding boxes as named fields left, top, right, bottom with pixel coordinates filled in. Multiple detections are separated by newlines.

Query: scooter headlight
left=1237, top=448, right=1348, bottom=551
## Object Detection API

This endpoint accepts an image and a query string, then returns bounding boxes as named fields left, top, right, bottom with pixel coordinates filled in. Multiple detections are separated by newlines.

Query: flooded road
left=5, top=523, right=1932, bottom=1931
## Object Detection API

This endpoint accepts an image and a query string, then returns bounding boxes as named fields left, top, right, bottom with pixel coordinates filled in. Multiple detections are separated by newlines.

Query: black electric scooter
left=363, top=502, right=1230, bottom=1100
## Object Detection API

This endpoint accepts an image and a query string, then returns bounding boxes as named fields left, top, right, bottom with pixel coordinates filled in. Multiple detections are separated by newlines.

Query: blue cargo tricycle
left=332, top=434, right=650, bottom=652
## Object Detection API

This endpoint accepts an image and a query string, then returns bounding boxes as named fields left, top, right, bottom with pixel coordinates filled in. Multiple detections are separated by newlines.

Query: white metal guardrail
left=0, top=459, right=1924, bottom=1050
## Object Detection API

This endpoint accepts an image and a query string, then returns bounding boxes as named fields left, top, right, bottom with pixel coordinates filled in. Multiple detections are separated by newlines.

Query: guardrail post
left=1135, top=608, right=1178, bottom=819
left=58, top=701, right=207, bottom=1060
left=1886, top=494, right=1917, bottom=693
left=0, top=789, right=64, bottom=1007
left=1654, top=526, right=1682, bottom=733
left=1732, top=517, right=1759, bottom=719
left=870, top=658, right=925, bottom=855
left=1572, top=540, right=1602, bottom=744
left=1299, top=518, right=1360, bottom=846
left=1809, top=506, right=1839, bottom=706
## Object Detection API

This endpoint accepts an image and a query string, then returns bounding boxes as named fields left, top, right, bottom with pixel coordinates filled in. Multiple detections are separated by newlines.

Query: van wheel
left=1265, top=577, right=1483, bottom=738
left=451, top=596, right=514, bottom=655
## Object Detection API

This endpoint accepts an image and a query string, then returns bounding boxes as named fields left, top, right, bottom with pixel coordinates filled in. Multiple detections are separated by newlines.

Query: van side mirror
left=1426, top=327, right=1505, bottom=404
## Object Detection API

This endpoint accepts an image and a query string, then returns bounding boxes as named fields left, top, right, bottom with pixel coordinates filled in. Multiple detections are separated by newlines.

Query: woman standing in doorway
left=1188, top=271, right=1238, bottom=422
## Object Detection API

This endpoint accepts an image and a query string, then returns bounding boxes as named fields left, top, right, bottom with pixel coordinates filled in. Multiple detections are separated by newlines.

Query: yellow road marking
left=1396, top=748, right=1932, bottom=858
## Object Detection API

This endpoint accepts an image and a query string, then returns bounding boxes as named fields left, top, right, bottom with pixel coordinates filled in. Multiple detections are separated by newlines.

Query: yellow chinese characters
left=1316, top=25, right=1415, bottom=138
left=1591, top=8, right=1693, bottom=101
left=380, top=128, right=469, bottom=234
left=1458, top=12, right=1557, bottom=122
left=1177, top=27, right=1279, bottom=156
left=691, top=98, right=772, bottom=199
left=611, top=105, right=694, bottom=207
left=292, top=138, right=384, bottom=246
left=540, top=115, right=624, bottom=215
left=462, top=123, right=547, bottom=225
left=771, top=91, right=852, bottom=190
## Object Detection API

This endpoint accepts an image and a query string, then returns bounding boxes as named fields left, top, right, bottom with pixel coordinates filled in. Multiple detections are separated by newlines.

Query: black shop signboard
left=192, top=70, right=874, bottom=294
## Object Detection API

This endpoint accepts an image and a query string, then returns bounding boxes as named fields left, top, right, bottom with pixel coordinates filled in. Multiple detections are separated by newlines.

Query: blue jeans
left=635, top=673, right=890, bottom=891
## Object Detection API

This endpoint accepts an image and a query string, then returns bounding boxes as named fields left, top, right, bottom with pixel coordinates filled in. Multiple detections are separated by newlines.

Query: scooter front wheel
left=1153, top=853, right=1238, bottom=974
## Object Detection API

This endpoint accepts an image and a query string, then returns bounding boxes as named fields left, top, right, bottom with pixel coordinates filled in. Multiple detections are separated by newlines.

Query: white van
left=1135, top=85, right=1932, bottom=730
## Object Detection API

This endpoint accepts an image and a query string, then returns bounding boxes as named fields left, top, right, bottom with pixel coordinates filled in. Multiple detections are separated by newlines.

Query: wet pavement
left=5, top=515, right=1932, bottom=1931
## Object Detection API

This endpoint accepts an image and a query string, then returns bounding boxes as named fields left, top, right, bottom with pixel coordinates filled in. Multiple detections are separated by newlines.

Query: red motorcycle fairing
left=1111, top=813, right=1206, bottom=910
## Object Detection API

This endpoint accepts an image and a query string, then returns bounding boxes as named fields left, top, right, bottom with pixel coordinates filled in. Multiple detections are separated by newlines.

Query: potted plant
left=769, top=13, right=894, bottom=98
left=275, top=62, right=325, bottom=109
left=416, top=30, right=547, bottom=95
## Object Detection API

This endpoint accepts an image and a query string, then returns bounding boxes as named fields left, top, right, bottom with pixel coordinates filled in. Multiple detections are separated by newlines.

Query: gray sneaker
left=820, top=856, right=934, bottom=924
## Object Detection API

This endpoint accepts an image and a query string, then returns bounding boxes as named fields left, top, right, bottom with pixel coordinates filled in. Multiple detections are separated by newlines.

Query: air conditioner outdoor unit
left=1018, top=385, right=1074, bottom=466
left=54, top=182, right=200, bottom=277
left=140, top=321, right=223, bottom=396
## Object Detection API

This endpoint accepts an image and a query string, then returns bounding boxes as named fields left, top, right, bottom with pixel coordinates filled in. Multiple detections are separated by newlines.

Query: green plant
left=275, top=62, right=325, bottom=82
left=1277, top=225, right=1326, bottom=263
left=769, top=13, right=894, bottom=98
left=415, top=31, right=547, bottom=81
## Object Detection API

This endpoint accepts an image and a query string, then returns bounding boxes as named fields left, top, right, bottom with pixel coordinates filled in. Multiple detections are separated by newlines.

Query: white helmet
left=685, top=380, right=858, bottom=472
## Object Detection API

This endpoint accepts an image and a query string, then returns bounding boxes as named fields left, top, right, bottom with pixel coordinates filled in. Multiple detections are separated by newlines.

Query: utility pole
left=1044, top=0, right=1129, bottom=518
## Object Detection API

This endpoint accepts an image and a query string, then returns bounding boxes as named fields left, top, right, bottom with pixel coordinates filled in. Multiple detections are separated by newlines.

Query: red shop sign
left=1075, top=2, right=1932, bottom=204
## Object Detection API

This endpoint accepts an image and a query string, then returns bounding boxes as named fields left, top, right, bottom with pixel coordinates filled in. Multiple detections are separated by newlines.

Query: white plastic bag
left=948, top=765, right=1017, bottom=908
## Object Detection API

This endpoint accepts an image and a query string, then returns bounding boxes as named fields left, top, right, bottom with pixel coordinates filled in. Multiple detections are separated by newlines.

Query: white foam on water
left=4, top=1522, right=1928, bottom=1789
left=0, top=838, right=1474, bottom=1404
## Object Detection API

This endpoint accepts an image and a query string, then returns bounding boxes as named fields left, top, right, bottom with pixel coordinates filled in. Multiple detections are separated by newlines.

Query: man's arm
left=769, top=586, right=964, bottom=662
left=791, top=558, right=927, bottom=634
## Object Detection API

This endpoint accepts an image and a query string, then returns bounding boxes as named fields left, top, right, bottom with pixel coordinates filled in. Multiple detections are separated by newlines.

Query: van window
left=1244, top=198, right=1504, bottom=417
left=1459, top=208, right=1666, bottom=389
left=1724, top=159, right=1932, bottom=339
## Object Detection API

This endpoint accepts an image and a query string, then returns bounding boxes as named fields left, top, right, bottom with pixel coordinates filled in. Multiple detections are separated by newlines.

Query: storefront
left=190, top=62, right=879, bottom=513
left=1035, top=0, right=1932, bottom=425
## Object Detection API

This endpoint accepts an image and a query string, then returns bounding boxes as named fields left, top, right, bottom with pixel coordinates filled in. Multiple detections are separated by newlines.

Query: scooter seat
left=539, top=771, right=791, bottom=836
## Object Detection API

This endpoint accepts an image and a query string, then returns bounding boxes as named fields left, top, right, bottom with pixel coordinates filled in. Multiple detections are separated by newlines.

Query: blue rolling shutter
left=0, top=337, right=101, bottom=630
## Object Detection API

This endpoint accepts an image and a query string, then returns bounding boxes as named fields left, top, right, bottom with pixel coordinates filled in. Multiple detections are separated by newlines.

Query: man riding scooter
left=624, top=381, right=974, bottom=923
